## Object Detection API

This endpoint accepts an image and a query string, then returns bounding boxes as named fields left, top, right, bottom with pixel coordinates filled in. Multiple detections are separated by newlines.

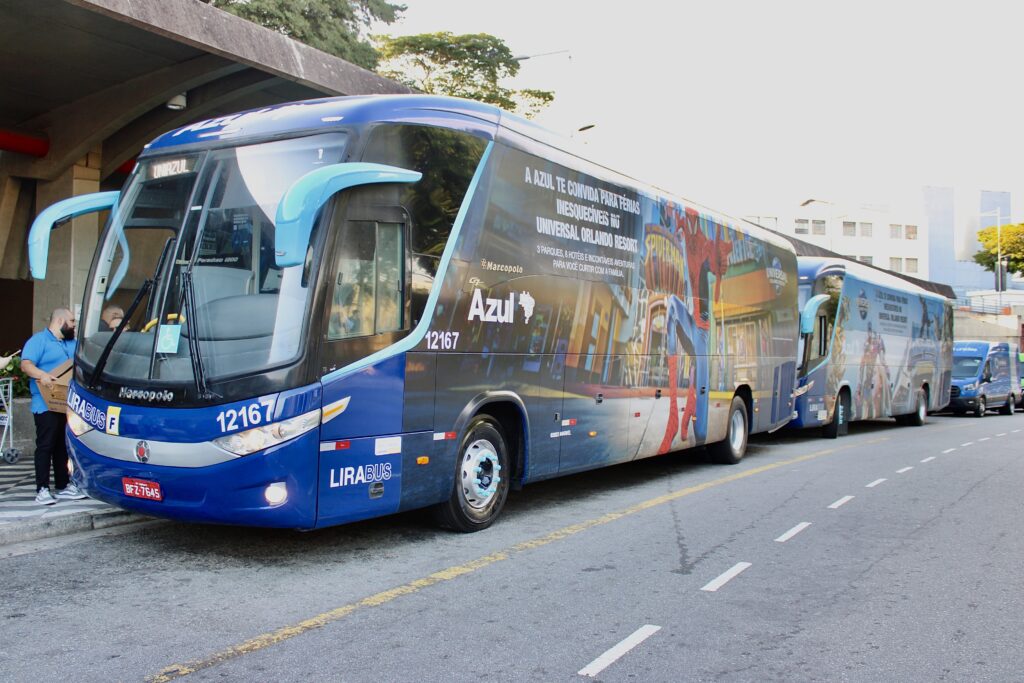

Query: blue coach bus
left=793, top=257, right=953, bottom=437
left=29, top=95, right=799, bottom=531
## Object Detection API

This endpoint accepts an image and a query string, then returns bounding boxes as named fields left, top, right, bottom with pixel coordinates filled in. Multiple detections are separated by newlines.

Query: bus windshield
left=952, top=356, right=983, bottom=379
left=79, top=133, right=348, bottom=388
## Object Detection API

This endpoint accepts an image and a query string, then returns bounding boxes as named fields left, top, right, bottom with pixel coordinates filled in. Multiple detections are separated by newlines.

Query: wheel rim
left=460, top=439, right=502, bottom=510
left=729, top=409, right=745, bottom=453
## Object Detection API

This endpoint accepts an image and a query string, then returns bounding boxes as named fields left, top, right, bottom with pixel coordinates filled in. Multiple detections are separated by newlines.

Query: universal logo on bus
left=767, top=257, right=788, bottom=295
left=468, top=288, right=535, bottom=324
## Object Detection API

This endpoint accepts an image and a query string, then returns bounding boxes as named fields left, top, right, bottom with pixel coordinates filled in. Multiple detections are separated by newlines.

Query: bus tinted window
left=361, top=124, right=487, bottom=258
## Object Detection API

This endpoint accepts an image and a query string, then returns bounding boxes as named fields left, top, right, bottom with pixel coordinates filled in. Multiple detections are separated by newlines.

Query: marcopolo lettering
left=119, top=387, right=175, bottom=403
left=329, top=463, right=393, bottom=488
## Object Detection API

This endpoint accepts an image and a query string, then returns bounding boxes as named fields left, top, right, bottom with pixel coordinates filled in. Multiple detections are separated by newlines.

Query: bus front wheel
left=434, top=415, right=511, bottom=533
left=708, top=396, right=748, bottom=465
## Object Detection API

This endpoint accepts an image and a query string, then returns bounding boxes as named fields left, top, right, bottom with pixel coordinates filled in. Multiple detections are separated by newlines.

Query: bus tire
left=434, top=415, right=511, bottom=533
left=823, top=391, right=850, bottom=439
left=975, top=397, right=986, bottom=418
left=905, top=389, right=927, bottom=426
left=1000, top=394, right=1015, bottom=415
left=709, top=396, right=748, bottom=465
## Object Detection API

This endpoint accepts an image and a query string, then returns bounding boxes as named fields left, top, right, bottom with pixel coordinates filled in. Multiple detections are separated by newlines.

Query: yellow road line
left=150, top=437, right=886, bottom=682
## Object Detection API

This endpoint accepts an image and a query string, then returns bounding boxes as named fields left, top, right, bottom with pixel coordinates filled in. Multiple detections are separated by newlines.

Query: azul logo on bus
left=329, top=463, right=392, bottom=488
left=468, top=288, right=535, bottom=324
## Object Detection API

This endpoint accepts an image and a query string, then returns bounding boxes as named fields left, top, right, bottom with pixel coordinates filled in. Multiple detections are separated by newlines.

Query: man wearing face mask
left=20, top=307, right=87, bottom=505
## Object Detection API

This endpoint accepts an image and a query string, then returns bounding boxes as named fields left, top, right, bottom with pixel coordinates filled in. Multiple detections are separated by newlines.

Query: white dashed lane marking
left=866, top=478, right=887, bottom=488
left=997, top=433, right=1006, bottom=437
left=775, top=522, right=812, bottom=543
left=921, top=456, right=935, bottom=463
left=942, top=448, right=956, bottom=454
left=979, top=437, right=991, bottom=442
left=961, top=442, right=974, bottom=447
left=578, top=625, right=662, bottom=677
left=701, top=562, right=753, bottom=592
left=828, top=495, right=855, bottom=509
left=897, top=467, right=913, bottom=474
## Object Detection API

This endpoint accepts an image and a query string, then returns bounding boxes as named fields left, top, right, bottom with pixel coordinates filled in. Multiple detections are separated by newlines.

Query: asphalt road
left=3, top=413, right=1023, bottom=682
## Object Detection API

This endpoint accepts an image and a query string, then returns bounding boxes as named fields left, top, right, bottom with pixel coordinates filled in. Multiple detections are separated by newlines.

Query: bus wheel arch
left=823, top=387, right=851, bottom=439
left=434, top=394, right=528, bottom=532
left=733, top=384, right=754, bottom=432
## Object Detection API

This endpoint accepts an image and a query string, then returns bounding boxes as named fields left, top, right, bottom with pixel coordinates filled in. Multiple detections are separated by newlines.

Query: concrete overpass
left=0, top=0, right=410, bottom=352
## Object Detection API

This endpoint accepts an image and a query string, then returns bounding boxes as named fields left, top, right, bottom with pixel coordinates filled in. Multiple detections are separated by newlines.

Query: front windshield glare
left=79, top=133, right=348, bottom=385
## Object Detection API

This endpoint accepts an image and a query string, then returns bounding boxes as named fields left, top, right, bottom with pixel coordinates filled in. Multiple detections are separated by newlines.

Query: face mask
left=61, top=324, right=75, bottom=341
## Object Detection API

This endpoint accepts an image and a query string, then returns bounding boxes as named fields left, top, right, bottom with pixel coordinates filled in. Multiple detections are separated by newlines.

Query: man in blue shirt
left=20, top=307, right=87, bottom=505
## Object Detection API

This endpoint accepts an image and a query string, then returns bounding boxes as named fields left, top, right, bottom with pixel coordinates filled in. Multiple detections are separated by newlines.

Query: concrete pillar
left=32, top=147, right=102, bottom=327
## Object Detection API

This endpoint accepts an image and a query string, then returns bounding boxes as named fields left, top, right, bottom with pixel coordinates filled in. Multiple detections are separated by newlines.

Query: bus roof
left=796, top=256, right=952, bottom=301
left=143, top=95, right=505, bottom=153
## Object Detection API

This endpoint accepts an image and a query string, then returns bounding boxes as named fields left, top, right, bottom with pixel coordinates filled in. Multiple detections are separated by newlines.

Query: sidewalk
left=0, top=440, right=147, bottom=546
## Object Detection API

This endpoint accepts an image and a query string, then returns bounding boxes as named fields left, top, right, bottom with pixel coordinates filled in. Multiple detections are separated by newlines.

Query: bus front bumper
left=66, top=429, right=320, bottom=529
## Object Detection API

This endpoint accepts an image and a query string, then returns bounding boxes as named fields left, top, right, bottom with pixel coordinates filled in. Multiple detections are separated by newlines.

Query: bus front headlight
left=213, top=408, right=321, bottom=455
left=67, top=409, right=93, bottom=437
left=962, top=383, right=976, bottom=392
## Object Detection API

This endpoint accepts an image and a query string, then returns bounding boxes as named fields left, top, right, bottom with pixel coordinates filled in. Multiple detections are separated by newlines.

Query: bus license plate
left=122, top=477, right=162, bottom=501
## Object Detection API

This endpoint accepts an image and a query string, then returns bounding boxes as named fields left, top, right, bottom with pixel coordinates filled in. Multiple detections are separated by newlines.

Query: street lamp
left=980, top=208, right=1004, bottom=310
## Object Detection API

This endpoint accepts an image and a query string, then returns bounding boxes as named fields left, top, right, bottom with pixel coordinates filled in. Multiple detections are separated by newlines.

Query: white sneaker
left=35, top=487, right=57, bottom=506
left=56, top=483, right=87, bottom=500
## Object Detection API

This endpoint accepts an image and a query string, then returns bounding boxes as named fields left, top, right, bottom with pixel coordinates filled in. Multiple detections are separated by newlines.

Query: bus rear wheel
left=434, top=415, right=511, bottom=533
left=708, top=396, right=748, bottom=465
left=898, top=389, right=927, bottom=426
left=823, top=391, right=850, bottom=439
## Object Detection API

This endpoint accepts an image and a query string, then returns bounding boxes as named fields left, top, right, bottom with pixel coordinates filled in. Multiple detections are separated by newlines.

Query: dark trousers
left=34, top=411, right=69, bottom=491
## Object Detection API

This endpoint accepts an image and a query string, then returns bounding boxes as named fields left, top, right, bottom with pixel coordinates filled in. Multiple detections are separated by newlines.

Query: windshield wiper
left=89, top=236, right=176, bottom=389
left=180, top=269, right=214, bottom=400
left=88, top=279, right=152, bottom=388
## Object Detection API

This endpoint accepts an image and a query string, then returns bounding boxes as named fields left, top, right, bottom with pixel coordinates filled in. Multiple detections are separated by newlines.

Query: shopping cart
left=0, top=377, right=20, bottom=464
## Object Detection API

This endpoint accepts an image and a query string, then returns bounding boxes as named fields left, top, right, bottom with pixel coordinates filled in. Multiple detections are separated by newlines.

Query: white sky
left=375, top=0, right=1024, bottom=220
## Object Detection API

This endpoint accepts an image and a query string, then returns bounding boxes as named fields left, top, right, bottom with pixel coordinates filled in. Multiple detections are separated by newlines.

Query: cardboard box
left=36, top=359, right=73, bottom=413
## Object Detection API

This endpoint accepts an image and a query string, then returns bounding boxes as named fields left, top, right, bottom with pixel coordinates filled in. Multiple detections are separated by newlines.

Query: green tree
left=973, top=223, right=1024, bottom=282
left=203, top=0, right=404, bottom=70
left=376, top=32, right=554, bottom=117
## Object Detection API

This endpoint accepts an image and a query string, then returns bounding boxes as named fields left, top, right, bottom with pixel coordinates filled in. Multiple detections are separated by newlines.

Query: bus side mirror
left=28, top=191, right=120, bottom=279
left=800, top=294, right=831, bottom=335
left=274, top=163, right=421, bottom=268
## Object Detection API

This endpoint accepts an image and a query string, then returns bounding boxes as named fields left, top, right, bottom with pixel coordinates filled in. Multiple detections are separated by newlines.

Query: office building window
left=860, top=222, right=873, bottom=237
left=906, top=257, right=918, bottom=273
left=890, top=257, right=902, bottom=272
left=890, top=224, right=902, bottom=239
left=843, top=221, right=856, bottom=237
left=905, top=224, right=918, bottom=240
left=795, top=219, right=809, bottom=234
left=812, top=219, right=826, bottom=235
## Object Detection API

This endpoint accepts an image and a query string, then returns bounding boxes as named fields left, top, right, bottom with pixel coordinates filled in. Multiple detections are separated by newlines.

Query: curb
left=0, top=507, right=149, bottom=547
